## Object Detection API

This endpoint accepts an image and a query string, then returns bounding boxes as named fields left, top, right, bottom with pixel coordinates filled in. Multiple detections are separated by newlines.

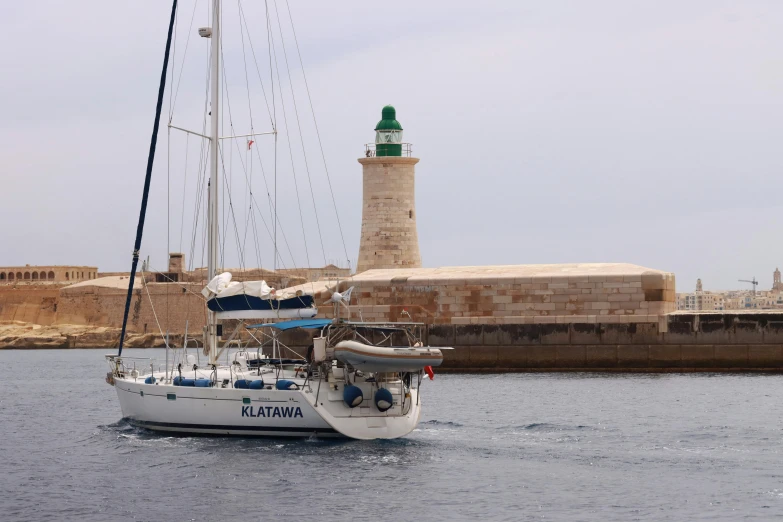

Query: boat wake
left=98, top=418, right=139, bottom=434
left=420, top=420, right=464, bottom=428
left=498, top=422, right=593, bottom=432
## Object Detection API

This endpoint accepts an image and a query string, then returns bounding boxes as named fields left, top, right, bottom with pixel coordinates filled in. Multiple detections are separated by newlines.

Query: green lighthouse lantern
left=375, top=105, right=403, bottom=157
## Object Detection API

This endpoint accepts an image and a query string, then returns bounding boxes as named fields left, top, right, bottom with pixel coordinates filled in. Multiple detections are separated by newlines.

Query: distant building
left=677, top=268, right=783, bottom=311
left=676, top=282, right=725, bottom=311
left=0, top=265, right=98, bottom=284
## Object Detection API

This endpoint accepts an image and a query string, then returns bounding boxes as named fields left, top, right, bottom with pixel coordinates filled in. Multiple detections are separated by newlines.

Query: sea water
left=1, top=349, right=782, bottom=521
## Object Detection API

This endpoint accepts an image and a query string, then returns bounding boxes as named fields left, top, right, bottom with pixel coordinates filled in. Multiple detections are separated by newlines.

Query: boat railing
left=105, top=354, right=158, bottom=377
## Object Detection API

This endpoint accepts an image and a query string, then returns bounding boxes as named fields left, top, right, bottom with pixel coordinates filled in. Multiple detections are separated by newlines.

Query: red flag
left=424, top=365, right=434, bottom=380
left=247, top=140, right=254, bottom=150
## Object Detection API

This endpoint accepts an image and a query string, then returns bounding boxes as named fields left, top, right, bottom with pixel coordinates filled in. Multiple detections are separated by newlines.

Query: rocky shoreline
left=0, top=321, right=173, bottom=349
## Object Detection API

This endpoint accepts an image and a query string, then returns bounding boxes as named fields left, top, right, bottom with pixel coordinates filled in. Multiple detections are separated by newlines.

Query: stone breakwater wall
left=266, top=312, right=783, bottom=372
left=426, top=312, right=783, bottom=371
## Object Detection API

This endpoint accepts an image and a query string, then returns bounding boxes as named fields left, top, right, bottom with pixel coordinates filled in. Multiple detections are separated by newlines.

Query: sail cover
left=203, top=273, right=317, bottom=319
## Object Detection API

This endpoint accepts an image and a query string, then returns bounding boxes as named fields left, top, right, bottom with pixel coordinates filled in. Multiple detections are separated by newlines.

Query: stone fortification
left=56, top=276, right=207, bottom=335
left=0, top=285, right=62, bottom=325
left=320, top=263, right=675, bottom=324
left=356, top=156, right=421, bottom=272
left=54, top=268, right=307, bottom=336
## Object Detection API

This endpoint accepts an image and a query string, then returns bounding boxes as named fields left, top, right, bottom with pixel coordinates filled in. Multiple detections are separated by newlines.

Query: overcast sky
left=1, top=0, right=781, bottom=291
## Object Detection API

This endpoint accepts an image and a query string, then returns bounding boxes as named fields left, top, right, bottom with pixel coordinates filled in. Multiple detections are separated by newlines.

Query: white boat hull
left=113, top=372, right=421, bottom=439
left=115, top=379, right=337, bottom=437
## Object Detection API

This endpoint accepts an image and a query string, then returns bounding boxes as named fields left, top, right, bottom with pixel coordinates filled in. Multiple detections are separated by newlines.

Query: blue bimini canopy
left=246, top=318, right=334, bottom=331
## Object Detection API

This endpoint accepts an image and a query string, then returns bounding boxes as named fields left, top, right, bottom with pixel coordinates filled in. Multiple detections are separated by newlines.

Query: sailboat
left=104, top=0, right=445, bottom=439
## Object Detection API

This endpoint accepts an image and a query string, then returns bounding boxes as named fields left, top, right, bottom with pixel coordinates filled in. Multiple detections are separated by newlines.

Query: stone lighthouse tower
left=356, top=106, right=422, bottom=273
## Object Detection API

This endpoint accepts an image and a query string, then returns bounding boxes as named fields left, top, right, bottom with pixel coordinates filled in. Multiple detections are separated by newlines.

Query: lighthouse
left=356, top=106, right=422, bottom=273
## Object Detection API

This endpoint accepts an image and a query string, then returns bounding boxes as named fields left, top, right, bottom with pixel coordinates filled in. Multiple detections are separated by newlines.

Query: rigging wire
left=284, top=0, right=351, bottom=269
left=272, top=0, right=327, bottom=268
left=164, top=1, right=352, bottom=332
left=217, top=113, right=295, bottom=269
left=167, top=127, right=171, bottom=328
left=186, top=47, right=212, bottom=283
left=218, top=143, right=249, bottom=270
left=140, top=267, right=171, bottom=350
left=264, top=0, right=279, bottom=271
left=236, top=0, right=275, bottom=128
left=236, top=0, right=263, bottom=271
left=237, top=2, right=278, bottom=232
left=168, top=0, right=201, bottom=122
left=219, top=54, right=250, bottom=274
left=147, top=265, right=208, bottom=301
left=166, top=4, right=179, bottom=334
left=178, top=133, right=189, bottom=252
left=223, top=129, right=298, bottom=270
left=265, top=0, right=314, bottom=274
left=218, top=29, right=300, bottom=271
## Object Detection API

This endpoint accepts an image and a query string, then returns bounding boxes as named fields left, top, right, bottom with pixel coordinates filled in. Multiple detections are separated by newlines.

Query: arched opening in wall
left=0, top=273, right=5, bottom=281
left=32, top=272, right=38, bottom=280
left=65, top=272, right=70, bottom=280
left=16, top=272, right=22, bottom=280
left=24, top=272, right=31, bottom=280
left=40, top=271, right=47, bottom=280
left=48, top=271, right=55, bottom=280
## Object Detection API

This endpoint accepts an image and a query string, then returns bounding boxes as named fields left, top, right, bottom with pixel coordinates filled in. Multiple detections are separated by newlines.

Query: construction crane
left=739, top=277, right=759, bottom=295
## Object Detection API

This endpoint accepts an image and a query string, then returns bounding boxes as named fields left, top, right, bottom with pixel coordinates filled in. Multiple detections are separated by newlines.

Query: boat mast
left=116, top=0, right=178, bottom=357
left=207, top=0, right=220, bottom=366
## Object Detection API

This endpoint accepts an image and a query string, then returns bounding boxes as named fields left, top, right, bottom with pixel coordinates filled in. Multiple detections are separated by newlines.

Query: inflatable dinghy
left=334, top=340, right=443, bottom=372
